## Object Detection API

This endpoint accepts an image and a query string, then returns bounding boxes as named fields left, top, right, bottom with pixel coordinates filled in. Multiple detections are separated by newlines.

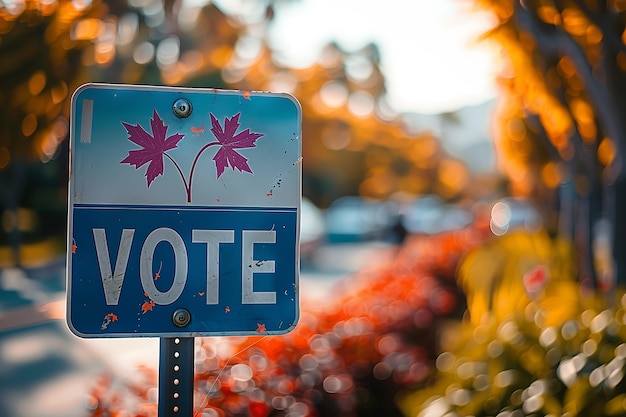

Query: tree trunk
left=608, top=179, right=626, bottom=286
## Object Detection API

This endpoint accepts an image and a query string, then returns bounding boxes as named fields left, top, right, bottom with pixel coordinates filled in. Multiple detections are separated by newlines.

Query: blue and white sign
left=67, top=84, right=301, bottom=337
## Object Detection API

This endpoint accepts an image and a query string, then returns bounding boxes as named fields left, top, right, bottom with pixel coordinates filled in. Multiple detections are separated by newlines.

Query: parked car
left=402, top=195, right=473, bottom=235
left=325, top=196, right=393, bottom=243
left=300, top=197, right=325, bottom=260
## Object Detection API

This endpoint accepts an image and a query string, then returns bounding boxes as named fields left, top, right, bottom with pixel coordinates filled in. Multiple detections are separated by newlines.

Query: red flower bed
left=87, top=227, right=488, bottom=417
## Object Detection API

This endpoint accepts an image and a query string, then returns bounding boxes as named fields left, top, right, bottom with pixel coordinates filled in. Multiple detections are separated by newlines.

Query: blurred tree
left=0, top=0, right=500, bottom=266
left=0, top=0, right=248, bottom=265
left=222, top=37, right=476, bottom=206
left=474, top=0, right=626, bottom=287
left=0, top=0, right=112, bottom=264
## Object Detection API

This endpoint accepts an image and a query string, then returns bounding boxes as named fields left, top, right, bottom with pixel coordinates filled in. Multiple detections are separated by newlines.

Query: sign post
left=159, top=337, right=194, bottom=416
left=66, top=84, right=302, bottom=415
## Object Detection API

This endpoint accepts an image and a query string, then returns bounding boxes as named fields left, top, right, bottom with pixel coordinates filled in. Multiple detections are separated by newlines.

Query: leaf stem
left=164, top=153, right=191, bottom=202
left=187, top=141, right=220, bottom=203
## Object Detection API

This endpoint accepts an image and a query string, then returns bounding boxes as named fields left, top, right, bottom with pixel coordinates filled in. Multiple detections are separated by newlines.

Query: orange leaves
left=141, top=292, right=156, bottom=314
left=141, top=299, right=155, bottom=313
left=85, top=226, right=491, bottom=417
left=561, top=7, right=591, bottom=37
left=537, top=5, right=562, bottom=25
left=598, top=137, right=616, bottom=166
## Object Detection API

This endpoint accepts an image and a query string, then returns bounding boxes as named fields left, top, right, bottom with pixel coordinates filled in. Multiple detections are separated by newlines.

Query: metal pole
left=159, top=337, right=195, bottom=417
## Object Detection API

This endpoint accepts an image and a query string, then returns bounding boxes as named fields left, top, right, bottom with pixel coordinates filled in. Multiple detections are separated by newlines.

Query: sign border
left=66, top=83, right=302, bottom=338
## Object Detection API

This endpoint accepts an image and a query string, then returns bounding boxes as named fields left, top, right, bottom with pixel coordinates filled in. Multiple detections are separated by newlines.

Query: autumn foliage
left=473, top=0, right=626, bottom=285
left=85, top=225, right=490, bottom=417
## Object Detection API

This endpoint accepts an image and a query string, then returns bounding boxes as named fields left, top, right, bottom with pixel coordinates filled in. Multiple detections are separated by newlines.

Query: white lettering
left=93, top=228, right=135, bottom=306
left=140, top=228, right=188, bottom=305
left=92, top=227, right=285, bottom=307
left=242, top=230, right=276, bottom=304
left=192, top=230, right=235, bottom=305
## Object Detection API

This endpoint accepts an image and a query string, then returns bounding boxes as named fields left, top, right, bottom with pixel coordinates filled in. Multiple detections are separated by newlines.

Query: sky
left=264, top=0, right=501, bottom=115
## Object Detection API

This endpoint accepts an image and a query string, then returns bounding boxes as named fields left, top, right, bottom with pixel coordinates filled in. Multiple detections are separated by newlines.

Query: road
left=0, top=241, right=395, bottom=417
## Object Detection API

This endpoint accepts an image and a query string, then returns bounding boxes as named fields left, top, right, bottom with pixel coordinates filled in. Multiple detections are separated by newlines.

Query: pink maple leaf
left=209, top=113, right=263, bottom=178
left=121, top=110, right=184, bottom=187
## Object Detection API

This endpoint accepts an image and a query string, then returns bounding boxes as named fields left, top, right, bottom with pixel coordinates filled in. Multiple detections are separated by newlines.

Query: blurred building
left=402, top=99, right=496, bottom=173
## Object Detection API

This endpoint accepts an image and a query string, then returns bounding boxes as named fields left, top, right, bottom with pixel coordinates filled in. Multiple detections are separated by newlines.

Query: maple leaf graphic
left=209, top=112, right=263, bottom=178
left=121, top=110, right=184, bottom=187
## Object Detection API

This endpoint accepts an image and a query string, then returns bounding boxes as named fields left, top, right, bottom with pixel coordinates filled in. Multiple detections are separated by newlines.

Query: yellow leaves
left=563, top=377, right=592, bottom=415
left=604, top=393, right=626, bottom=415
left=458, top=230, right=578, bottom=325
left=539, top=281, right=581, bottom=326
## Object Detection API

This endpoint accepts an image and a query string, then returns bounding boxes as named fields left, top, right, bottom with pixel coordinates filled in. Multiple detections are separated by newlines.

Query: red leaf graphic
left=121, top=110, right=184, bottom=187
left=209, top=113, right=263, bottom=178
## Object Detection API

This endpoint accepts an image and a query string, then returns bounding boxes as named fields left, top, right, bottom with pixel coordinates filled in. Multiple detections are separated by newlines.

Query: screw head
left=172, top=308, right=191, bottom=327
left=173, top=98, right=192, bottom=118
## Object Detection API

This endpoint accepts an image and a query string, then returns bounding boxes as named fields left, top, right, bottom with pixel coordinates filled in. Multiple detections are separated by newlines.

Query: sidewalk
left=0, top=260, right=158, bottom=417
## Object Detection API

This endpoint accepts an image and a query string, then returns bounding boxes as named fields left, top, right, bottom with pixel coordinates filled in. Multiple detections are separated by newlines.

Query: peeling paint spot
left=225, top=306, right=230, bottom=313
left=190, top=125, right=204, bottom=136
left=101, top=312, right=118, bottom=330
left=198, top=291, right=205, bottom=296
left=255, top=323, right=266, bottom=333
left=242, top=90, right=251, bottom=100
left=141, top=300, right=155, bottom=313
left=71, top=238, right=78, bottom=254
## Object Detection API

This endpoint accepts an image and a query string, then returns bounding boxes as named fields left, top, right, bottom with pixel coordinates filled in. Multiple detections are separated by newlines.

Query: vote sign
left=67, top=84, right=301, bottom=337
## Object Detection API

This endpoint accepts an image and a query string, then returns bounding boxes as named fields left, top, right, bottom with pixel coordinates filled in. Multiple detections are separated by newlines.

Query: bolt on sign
left=66, top=84, right=302, bottom=337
